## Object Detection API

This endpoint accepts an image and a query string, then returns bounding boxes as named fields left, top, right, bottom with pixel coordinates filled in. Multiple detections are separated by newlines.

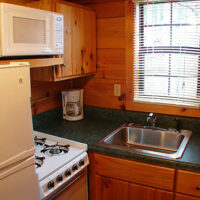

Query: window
left=133, top=0, right=200, bottom=108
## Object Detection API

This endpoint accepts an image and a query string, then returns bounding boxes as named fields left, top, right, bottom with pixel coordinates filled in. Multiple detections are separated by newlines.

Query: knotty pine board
left=73, top=0, right=126, bottom=110
left=0, top=0, right=52, bottom=11
left=66, top=0, right=124, bottom=5
left=97, top=17, right=125, bottom=49
left=89, top=1, right=125, bottom=18
left=31, top=79, right=72, bottom=115
left=95, top=48, right=126, bottom=80
left=74, top=78, right=126, bottom=110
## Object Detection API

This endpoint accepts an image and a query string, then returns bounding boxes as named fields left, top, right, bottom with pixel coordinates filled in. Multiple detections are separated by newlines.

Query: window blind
left=133, top=0, right=200, bottom=108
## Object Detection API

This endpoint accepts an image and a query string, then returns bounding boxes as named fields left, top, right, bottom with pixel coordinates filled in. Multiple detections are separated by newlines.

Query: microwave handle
left=42, top=50, right=53, bottom=53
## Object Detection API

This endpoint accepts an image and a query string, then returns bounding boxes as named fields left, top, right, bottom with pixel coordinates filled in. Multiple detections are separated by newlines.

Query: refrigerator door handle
left=0, top=156, right=35, bottom=180
left=0, top=147, right=35, bottom=170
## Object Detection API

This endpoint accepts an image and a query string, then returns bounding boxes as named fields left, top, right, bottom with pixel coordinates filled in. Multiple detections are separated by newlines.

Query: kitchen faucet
left=147, top=113, right=157, bottom=127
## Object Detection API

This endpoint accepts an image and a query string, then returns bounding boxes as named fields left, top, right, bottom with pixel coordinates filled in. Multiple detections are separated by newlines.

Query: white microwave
left=0, top=3, right=64, bottom=57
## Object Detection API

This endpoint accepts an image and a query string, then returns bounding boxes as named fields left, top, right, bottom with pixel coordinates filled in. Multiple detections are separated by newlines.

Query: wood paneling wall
left=74, top=0, right=126, bottom=110
left=0, top=0, right=52, bottom=11
left=31, top=78, right=72, bottom=115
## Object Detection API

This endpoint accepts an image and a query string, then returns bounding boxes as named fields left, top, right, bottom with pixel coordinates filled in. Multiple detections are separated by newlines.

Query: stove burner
left=35, top=156, right=45, bottom=168
left=41, top=143, right=70, bottom=156
left=34, top=136, right=46, bottom=146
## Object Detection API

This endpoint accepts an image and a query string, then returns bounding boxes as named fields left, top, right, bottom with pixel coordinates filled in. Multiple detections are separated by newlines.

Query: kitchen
left=1, top=0, right=200, bottom=200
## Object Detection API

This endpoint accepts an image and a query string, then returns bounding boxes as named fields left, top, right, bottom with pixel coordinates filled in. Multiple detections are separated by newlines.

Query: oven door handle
left=47, top=170, right=87, bottom=200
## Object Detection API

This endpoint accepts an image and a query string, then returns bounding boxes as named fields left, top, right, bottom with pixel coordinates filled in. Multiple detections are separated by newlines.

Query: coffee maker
left=62, top=89, right=83, bottom=121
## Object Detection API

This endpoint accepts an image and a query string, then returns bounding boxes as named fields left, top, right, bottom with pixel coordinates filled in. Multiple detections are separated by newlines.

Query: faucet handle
left=175, top=118, right=182, bottom=132
left=147, top=113, right=153, bottom=122
left=126, top=122, right=134, bottom=127
left=149, top=113, right=154, bottom=117
left=147, top=113, right=157, bottom=127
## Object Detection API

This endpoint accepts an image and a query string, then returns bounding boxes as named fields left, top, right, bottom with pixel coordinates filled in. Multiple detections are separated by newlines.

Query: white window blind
left=133, top=0, right=200, bottom=108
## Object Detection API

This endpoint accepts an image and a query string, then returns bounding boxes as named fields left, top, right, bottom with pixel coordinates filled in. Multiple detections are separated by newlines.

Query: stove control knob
left=72, top=164, right=78, bottom=172
left=56, top=175, right=63, bottom=183
left=47, top=180, right=54, bottom=190
left=79, top=159, right=85, bottom=167
left=65, top=169, right=71, bottom=177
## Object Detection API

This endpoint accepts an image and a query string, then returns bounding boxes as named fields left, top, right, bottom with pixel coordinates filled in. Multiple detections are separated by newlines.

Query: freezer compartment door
left=0, top=156, right=40, bottom=200
left=0, top=63, right=35, bottom=169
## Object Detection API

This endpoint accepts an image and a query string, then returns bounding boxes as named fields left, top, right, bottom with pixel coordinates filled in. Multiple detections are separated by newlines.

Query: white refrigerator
left=0, top=63, right=40, bottom=200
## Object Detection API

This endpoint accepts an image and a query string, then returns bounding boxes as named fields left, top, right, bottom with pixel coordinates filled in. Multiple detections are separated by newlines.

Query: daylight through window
left=134, top=0, right=200, bottom=107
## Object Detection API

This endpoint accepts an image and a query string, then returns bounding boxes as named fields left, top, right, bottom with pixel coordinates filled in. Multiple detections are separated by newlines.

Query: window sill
left=126, top=100, right=200, bottom=118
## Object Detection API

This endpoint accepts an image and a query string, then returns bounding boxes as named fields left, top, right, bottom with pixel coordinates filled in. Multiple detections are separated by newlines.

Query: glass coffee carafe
left=66, top=90, right=82, bottom=117
left=66, top=101, right=81, bottom=117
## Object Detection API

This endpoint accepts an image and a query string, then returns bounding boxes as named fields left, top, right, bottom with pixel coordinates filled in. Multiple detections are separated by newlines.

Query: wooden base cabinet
left=129, top=182, right=173, bottom=200
left=90, top=153, right=200, bottom=200
left=176, top=194, right=200, bottom=200
left=89, top=153, right=174, bottom=200
left=95, top=174, right=173, bottom=200
left=95, top=175, right=129, bottom=200
left=176, top=170, right=200, bottom=200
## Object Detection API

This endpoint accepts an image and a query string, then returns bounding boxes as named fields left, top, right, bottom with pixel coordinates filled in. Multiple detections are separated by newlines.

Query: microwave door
left=0, top=3, right=54, bottom=56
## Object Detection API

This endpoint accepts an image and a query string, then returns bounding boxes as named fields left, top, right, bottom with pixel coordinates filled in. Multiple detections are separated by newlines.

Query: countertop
left=33, top=106, right=200, bottom=172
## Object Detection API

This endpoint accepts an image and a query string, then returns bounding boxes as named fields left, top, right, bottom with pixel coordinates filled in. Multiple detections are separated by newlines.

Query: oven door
left=1, top=3, right=54, bottom=56
left=47, top=169, right=88, bottom=200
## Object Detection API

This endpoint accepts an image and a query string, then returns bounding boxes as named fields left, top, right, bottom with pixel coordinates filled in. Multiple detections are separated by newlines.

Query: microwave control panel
left=54, top=14, right=64, bottom=54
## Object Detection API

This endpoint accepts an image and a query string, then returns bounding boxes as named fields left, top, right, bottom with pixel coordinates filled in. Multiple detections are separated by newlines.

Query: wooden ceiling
left=66, top=0, right=124, bottom=5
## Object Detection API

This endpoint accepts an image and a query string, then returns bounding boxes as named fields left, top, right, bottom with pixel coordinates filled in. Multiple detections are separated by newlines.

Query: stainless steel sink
left=98, top=124, right=192, bottom=159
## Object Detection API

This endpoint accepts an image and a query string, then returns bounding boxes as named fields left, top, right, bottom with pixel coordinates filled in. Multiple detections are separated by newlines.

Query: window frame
left=125, top=0, right=200, bottom=117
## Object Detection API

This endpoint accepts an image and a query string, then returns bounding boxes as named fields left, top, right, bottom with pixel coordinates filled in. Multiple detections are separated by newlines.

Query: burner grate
left=35, top=156, right=45, bottom=168
left=41, top=143, right=70, bottom=156
left=34, top=136, right=46, bottom=146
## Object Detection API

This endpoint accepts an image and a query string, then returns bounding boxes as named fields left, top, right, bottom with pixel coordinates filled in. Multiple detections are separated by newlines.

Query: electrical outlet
left=114, top=84, right=121, bottom=97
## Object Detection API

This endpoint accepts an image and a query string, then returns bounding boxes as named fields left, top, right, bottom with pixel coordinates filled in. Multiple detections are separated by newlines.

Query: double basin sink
left=98, top=124, right=192, bottom=159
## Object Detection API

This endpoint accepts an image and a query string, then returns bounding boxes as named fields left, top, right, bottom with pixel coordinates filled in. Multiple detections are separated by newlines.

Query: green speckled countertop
left=33, top=106, right=200, bottom=172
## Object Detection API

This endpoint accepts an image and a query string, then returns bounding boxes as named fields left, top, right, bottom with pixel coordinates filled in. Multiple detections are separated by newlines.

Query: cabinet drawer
left=176, top=194, right=200, bottom=200
left=94, top=153, right=175, bottom=191
left=177, top=170, right=200, bottom=197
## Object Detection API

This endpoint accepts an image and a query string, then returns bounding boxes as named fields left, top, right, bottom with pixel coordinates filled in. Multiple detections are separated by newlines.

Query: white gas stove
left=33, top=131, right=89, bottom=200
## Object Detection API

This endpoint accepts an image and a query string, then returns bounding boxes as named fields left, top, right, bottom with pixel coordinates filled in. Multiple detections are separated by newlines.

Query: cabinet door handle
left=196, top=185, right=200, bottom=190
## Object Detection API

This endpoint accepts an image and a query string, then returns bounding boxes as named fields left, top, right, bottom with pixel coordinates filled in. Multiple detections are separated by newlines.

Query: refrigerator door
left=0, top=63, right=35, bottom=169
left=0, top=156, right=40, bottom=200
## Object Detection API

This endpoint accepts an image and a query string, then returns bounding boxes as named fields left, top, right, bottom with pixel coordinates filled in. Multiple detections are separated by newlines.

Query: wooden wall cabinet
left=56, top=2, right=96, bottom=78
left=89, top=153, right=174, bottom=200
left=31, top=2, right=96, bottom=81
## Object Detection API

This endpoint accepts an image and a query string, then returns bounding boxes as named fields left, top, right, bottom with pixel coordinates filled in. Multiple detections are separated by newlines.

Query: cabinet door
left=95, top=174, right=129, bottom=200
left=177, top=170, right=200, bottom=198
left=81, top=8, right=96, bottom=74
left=56, top=3, right=96, bottom=78
left=129, top=182, right=173, bottom=200
left=176, top=194, right=200, bottom=200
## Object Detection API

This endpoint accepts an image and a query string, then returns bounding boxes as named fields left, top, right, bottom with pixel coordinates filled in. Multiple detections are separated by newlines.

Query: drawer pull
left=196, top=186, right=200, bottom=190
